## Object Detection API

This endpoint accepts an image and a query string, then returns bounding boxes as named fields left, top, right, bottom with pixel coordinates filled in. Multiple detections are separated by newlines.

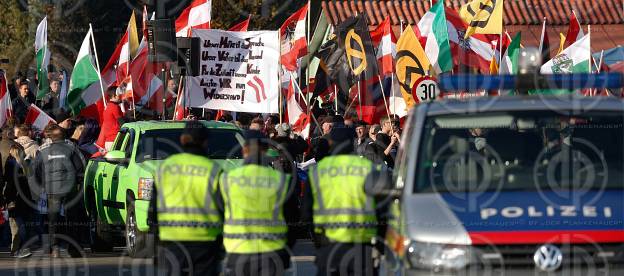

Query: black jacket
left=2, top=157, right=32, bottom=217
left=354, top=137, right=370, bottom=156
left=32, top=140, right=85, bottom=196
left=42, top=93, right=60, bottom=116
left=309, top=135, right=330, bottom=161
left=12, top=96, right=33, bottom=123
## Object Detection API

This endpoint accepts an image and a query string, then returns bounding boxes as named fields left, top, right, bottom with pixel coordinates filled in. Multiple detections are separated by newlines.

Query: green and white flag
left=499, top=32, right=521, bottom=75
left=535, top=34, right=590, bottom=95
left=423, top=1, right=453, bottom=74
left=541, top=34, right=590, bottom=74
left=35, top=16, right=50, bottom=99
left=67, top=26, right=102, bottom=115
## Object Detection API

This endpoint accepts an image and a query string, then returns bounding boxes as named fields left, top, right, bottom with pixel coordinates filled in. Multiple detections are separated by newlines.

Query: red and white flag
left=175, top=0, right=212, bottom=37
left=416, top=7, right=496, bottom=72
left=280, top=4, right=308, bottom=71
left=372, top=17, right=397, bottom=76
left=25, top=104, right=56, bottom=131
left=101, top=34, right=124, bottom=88
left=117, top=32, right=131, bottom=82
left=139, top=75, right=175, bottom=111
left=286, top=79, right=310, bottom=139
left=563, top=10, right=584, bottom=49
left=0, top=72, right=13, bottom=127
left=119, top=76, right=135, bottom=102
left=371, top=17, right=405, bottom=118
left=130, top=10, right=170, bottom=112
left=229, top=17, right=250, bottom=32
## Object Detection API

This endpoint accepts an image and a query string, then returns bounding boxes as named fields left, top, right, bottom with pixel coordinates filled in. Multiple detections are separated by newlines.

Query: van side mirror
left=364, top=169, right=402, bottom=199
left=105, top=150, right=128, bottom=164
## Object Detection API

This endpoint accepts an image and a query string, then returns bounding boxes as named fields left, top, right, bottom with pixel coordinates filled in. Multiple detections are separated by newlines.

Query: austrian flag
left=25, top=104, right=56, bottom=131
left=286, top=79, right=310, bottom=139
left=175, top=0, right=212, bottom=37
left=280, top=4, right=308, bottom=71
left=371, top=17, right=397, bottom=76
left=0, top=72, right=12, bottom=127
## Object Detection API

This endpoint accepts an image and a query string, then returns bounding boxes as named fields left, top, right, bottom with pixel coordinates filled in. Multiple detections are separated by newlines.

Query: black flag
left=310, top=37, right=353, bottom=115
left=313, top=37, right=354, bottom=99
left=335, top=15, right=379, bottom=80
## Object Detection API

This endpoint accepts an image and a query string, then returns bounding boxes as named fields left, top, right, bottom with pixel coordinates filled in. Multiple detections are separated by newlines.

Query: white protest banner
left=187, top=29, right=280, bottom=113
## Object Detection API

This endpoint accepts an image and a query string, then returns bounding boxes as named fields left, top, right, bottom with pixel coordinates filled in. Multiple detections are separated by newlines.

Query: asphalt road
left=0, top=241, right=317, bottom=276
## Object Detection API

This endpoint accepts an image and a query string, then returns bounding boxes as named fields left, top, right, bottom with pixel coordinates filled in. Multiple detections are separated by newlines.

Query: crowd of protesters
left=0, top=72, right=100, bottom=258
left=0, top=71, right=402, bottom=258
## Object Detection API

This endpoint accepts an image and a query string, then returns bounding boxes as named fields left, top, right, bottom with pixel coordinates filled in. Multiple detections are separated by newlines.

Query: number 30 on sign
left=411, top=76, right=439, bottom=103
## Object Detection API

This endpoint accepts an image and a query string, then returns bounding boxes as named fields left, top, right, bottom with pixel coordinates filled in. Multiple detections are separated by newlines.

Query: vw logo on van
left=533, top=244, right=563, bottom=271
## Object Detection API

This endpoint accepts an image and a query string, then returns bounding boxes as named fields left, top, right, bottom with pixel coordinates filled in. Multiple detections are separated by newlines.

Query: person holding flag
left=95, top=86, right=123, bottom=150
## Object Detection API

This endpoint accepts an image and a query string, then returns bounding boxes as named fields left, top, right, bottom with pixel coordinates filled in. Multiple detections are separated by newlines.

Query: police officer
left=152, top=121, right=223, bottom=275
left=220, top=130, right=299, bottom=276
left=303, top=127, right=388, bottom=275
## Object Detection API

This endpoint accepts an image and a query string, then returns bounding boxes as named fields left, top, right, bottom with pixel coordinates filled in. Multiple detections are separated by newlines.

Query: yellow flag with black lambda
left=395, top=25, right=431, bottom=108
left=460, top=0, right=503, bottom=38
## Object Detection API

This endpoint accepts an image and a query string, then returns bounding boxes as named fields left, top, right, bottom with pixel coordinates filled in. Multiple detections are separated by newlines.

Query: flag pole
left=127, top=43, right=136, bottom=120
left=172, top=75, right=183, bottom=119
left=306, top=1, right=311, bottom=117
left=588, top=25, right=594, bottom=96
left=357, top=79, right=362, bottom=120
left=291, top=72, right=321, bottom=131
left=89, top=24, right=107, bottom=109
left=377, top=75, right=391, bottom=119
left=131, top=87, right=136, bottom=119
left=588, top=25, right=592, bottom=74
left=497, top=31, right=503, bottom=95
left=590, top=54, right=601, bottom=96
left=278, top=30, right=283, bottom=125
left=597, top=50, right=604, bottom=73
left=538, top=18, right=546, bottom=57
left=334, top=84, right=338, bottom=114
left=344, top=93, right=358, bottom=116
left=398, top=17, right=403, bottom=114
left=183, top=75, right=188, bottom=119
left=391, top=74, right=396, bottom=116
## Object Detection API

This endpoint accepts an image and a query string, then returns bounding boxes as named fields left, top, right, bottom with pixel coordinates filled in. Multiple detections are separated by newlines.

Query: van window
left=414, top=111, right=624, bottom=193
left=112, top=130, right=127, bottom=151
left=135, top=128, right=244, bottom=163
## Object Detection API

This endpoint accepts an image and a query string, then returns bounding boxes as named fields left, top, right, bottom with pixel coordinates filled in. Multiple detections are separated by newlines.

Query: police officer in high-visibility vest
left=303, top=127, right=388, bottom=275
left=220, top=130, right=299, bottom=276
left=151, top=121, right=224, bottom=275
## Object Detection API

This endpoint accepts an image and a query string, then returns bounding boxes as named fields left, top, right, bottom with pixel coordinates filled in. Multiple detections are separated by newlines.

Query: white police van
left=379, top=95, right=624, bottom=275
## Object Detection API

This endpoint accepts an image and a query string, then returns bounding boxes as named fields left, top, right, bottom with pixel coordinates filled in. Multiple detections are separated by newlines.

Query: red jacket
left=96, top=102, right=123, bottom=147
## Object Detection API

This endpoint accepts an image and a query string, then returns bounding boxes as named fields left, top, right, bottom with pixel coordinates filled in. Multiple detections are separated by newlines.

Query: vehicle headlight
left=406, top=241, right=471, bottom=271
left=137, top=178, right=154, bottom=200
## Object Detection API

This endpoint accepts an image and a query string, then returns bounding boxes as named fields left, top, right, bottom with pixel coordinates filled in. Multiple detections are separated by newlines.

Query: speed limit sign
left=412, top=76, right=439, bottom=103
